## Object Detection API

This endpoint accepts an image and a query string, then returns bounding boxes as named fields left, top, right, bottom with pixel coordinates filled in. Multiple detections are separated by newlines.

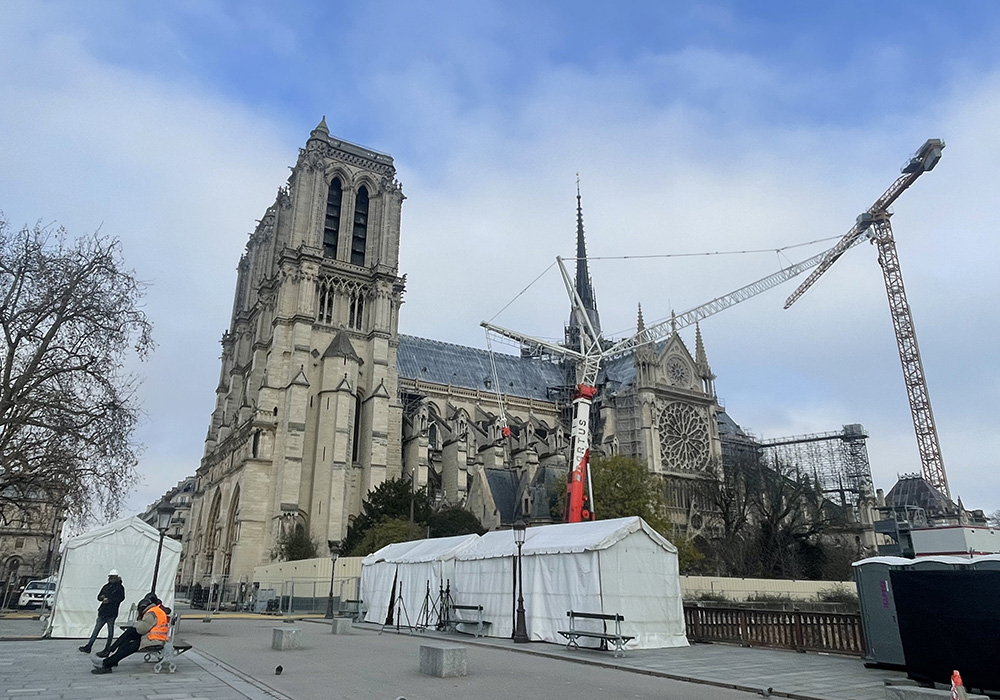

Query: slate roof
left=397, top=335, right=566, bottom=401
left=396, top=335, right=750, bottom=448
left=602, top=351, right=636, bottom=387
left=717, top=411, right=747, bottom=437
left=484, top=468, right=519, bottom=524
left=323, top=329, right=362, bottom=362
left=886, top=476, right=957, bottom=515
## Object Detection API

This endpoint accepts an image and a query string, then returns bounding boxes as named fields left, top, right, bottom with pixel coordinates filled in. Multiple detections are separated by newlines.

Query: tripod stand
left=436, top=580, right=456, bottom=632
left=415, top=580, right=438, bottom=631
left=379, top=578, right=414, bottom=635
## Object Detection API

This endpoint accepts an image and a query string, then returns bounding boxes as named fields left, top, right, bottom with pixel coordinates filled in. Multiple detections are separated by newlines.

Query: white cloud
left=2, top=3, right=998, bottom=517
left=392, top=47, right=1000, bottom=510
left=0, top=10, right=294, bottom=513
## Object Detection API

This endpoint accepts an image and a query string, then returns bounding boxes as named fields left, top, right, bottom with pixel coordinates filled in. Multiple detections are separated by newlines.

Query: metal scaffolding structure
left=759, top=424, right=874, bottom=508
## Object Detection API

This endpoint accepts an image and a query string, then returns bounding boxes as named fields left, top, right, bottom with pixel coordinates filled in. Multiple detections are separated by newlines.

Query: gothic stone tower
left=185, top=120, right=406, bottom=588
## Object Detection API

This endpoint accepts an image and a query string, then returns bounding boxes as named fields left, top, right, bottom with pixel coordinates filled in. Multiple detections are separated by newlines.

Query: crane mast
left=868, top=212, right=949, bottom=497
left=784, top=139, right=950, bottom=498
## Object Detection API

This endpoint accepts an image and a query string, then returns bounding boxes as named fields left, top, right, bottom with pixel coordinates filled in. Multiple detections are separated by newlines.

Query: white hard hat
left=108, top=569, right=120, bottom=577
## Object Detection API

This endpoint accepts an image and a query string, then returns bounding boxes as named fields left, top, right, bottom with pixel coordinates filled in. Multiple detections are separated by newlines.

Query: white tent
left=360, top=534, right=480, bottom=626
left=47, top=517, right=181, bottom=638
left=452, top=516, right=687, bottom=649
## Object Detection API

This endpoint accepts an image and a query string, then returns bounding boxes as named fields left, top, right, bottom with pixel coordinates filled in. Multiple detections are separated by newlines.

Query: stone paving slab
left=160, top=618, right=759, bottom=700
left=0, top=615, right=909, bottom=700
left=0, top=639, right=282, bottom=700
left=490, top=637, right=907, bottom=700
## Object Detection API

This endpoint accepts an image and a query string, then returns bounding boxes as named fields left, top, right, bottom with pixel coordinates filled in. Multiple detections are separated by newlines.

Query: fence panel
left=683, top=604, right=865, bottom=656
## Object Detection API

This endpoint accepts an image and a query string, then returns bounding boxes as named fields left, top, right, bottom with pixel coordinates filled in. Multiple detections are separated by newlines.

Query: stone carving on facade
left=276, top=186, right=291, bottom=209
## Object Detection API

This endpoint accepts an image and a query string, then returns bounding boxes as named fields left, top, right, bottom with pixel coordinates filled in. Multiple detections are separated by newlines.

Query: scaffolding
left=759, top=424, right=874, bottom=508
left=613, top=389, right=644, bottom=461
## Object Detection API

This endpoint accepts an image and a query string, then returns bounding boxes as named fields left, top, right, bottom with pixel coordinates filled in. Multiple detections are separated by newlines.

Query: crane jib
left=781, top=138, right=951, bottom=498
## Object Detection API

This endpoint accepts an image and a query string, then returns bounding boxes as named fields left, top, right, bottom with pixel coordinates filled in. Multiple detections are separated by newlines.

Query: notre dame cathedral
left=181, top=121, right=794, bottom=588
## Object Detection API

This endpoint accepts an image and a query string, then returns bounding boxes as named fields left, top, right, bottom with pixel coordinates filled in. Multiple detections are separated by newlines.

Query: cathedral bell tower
left=188, top=119, right=406, bottom=587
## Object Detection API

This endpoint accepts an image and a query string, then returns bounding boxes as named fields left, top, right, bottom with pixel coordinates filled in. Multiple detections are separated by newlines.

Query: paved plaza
left=0, top=613, right=907, bottom=700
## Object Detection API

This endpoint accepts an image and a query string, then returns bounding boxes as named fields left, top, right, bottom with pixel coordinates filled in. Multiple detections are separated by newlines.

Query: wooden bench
left=446, top=603, right=492, bottom=638
left=142, top=614, right=192, bottom=673
left=338, top=599, right=365, bottom=622
left=557, top=611, right=634, bottom=658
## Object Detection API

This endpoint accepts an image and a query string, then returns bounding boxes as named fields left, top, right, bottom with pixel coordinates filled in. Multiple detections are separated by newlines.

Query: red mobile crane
left=484, top=236, right=862, bottom=522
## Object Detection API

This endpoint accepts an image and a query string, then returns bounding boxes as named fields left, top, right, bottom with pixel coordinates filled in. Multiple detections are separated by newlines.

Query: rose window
left=658, top=401, right=710, bottom=471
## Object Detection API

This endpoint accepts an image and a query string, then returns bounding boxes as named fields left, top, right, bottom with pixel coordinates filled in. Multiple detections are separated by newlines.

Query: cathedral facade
left=183, top=123, right=728, bottom=588
left=185, top=120, right=407, bottom=587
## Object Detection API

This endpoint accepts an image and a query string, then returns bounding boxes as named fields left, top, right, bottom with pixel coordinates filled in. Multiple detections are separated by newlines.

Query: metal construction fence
left=261, top=577, right=361, bottom=615
left=185, top=575, right=360, bottom=615
left=683, top=604, right=866, bottom=656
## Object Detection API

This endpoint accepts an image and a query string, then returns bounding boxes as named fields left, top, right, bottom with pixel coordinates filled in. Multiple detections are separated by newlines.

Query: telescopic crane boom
left=483, top=236, right=862, bottom=522
left=784, top=139, right=950, bottom=498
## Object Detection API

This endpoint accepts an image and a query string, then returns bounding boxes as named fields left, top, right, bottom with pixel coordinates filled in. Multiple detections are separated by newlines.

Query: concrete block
left=272, top=627, right=301, bottom=651
left=885, top=685, right=988, bottom=700
left=330, top=617, right=352, bottom=635
left=419, top=643, right=467, bottom=678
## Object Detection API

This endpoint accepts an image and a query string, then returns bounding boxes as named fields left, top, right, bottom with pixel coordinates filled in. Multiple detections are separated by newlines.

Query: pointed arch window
left=352, top=393, right=363, bottom=463
left=351, top=186, right=369, bottom=266
left=316, top=279, right=334, bottom=325
left=348, top=290, right=364, bottom=330
left=226, top=487, right=241, bottom=549
left=324, top=178, right=343, bottom=259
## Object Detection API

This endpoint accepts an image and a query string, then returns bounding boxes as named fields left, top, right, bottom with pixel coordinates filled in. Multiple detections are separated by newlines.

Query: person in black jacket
left=78, top=570, right=126, bottom=654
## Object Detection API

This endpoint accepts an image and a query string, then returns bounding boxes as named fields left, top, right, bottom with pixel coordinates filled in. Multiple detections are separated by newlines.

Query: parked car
left=18, top=579, right=56, bottom=609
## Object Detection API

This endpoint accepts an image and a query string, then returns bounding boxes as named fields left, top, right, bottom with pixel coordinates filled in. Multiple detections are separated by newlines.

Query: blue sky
left=2, top=1, right=999, bottom=521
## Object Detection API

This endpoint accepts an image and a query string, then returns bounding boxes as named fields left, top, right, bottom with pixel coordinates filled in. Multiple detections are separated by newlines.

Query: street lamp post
left=512, top=519, right=529, bottom=643
left=325, top=540, right=341, bottom=619
left=150, top=501, right=176, bottom=596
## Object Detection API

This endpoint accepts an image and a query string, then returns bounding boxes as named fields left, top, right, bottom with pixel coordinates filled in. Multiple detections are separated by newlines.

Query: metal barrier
left=683, top=604, right=866, bottom=656
left=270, top=577, right=360, bottom=615
left=190, top=576, right=360, bottom=615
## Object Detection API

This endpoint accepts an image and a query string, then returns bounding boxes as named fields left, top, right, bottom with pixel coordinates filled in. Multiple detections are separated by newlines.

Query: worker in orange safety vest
left=90, top=594, right=170, bottom=674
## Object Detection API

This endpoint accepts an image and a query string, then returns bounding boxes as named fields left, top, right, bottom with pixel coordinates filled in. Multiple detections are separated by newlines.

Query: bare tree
left=0, top=216, right=152, bottom=526
left=745, top=457, right=844, bottom=579
left=698, top=455, right=756, bottom=576
left=698, top=453, right=851, bottom=579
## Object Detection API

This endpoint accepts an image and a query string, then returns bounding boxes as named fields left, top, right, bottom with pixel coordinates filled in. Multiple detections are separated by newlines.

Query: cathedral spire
left=694, top=322, right=716, bottom=394
left=695, top=322, right=708, bottom=367
left=310, top=115, right=330, bottom=141
left=634, top=302, right=655, bottom=368
left=568, top=175, right=601, bottom=339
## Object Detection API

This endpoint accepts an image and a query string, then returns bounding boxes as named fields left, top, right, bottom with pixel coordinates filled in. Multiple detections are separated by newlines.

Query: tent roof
left=65, top=516, right=182, bottom=553
left=456, top=516, right=676, bottom=560
left=362, top=533, right=480, bottom=565
left=852, top=556, right=914, bottom=567
left=853, top=554, right=999, bottom=567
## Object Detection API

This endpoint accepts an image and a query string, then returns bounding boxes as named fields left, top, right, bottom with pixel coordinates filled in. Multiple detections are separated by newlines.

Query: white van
left=17, top=579, right=56, bottom=609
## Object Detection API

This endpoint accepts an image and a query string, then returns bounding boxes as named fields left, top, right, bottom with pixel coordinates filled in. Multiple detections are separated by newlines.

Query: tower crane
left=784, top=138, right=950, bottom=498
left=483, top=233, right=870, bottom=522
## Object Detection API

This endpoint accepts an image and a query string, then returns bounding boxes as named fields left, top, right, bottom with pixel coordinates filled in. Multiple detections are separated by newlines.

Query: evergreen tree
left=342, top=477, right=431, bottom=554
left=272, top=526, right=318, bottom=561
left=428, top=506, right=486, bottom=538
left=589, top=455, right=669, bottom=532
left=350, top=518, right=426, bottom=556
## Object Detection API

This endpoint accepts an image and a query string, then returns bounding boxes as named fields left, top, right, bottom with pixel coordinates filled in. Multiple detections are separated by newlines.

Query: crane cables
left=486, top=235, right=844, bottom=324
left=485, top=330, right=512, bottom=438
